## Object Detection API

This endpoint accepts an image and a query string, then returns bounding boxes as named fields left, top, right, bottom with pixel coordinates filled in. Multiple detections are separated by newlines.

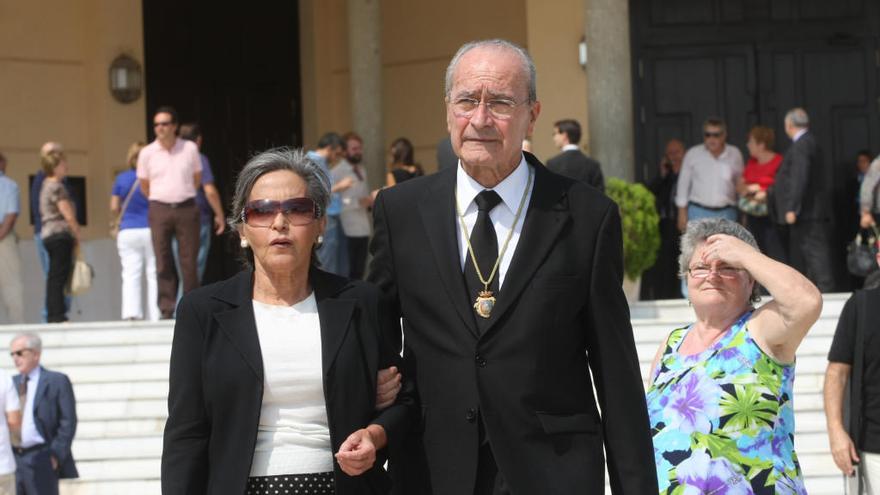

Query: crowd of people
left=640, top=109, right=877, bottom=300
left=0, top=36, right=879, bottom=494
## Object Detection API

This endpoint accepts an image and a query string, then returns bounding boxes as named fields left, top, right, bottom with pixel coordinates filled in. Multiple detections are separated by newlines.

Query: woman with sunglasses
left=645, top=218, right=821, bottom=494
left=162, top=147, right=415, bottom=495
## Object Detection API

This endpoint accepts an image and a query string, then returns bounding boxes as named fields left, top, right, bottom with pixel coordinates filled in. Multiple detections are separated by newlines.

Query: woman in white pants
left=110, top=142, right=159, bottom=321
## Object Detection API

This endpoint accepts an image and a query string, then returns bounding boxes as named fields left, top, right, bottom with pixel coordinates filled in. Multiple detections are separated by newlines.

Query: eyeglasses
left=241, top=198, right=321, bottom=228
left=154, top=121, right=173, bottom=127
left=688, top=265, right=743, bottom=279
left=9, top=349, right=32, bottom=358
left=450, top=97, right=527, bottom=120
left=704, top=131, right=724, bottom=138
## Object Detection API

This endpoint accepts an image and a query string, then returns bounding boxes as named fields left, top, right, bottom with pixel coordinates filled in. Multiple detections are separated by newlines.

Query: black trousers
left=789, top=219, right=835, bottom=292
left=346, top=236, right=369, bottom=280
left=15, top=446, right=58, bottom=495
left=43, top=233, right=74, bottom=323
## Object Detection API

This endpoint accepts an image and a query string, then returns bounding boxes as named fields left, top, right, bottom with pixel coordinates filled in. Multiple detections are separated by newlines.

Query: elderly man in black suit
left=9, top=333, right=77, bottom=495
left=369, top=39, right=656, bottom=495
left=545, top=118, right=605, bottom=191
left=772, top=107, right=835, bottom=292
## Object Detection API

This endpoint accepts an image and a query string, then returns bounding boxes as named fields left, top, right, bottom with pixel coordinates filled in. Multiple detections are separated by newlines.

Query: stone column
left=347, top=0, right=384, bottom=190
left=584, top=0, right=635, bottom=180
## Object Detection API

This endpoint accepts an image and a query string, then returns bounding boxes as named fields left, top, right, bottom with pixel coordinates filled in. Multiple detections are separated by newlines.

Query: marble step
left=60, top=479, right=160, bottom=495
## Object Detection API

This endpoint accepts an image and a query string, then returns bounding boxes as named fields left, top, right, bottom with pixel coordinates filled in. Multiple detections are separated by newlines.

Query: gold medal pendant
left=473, top=290, right=496, bottom=319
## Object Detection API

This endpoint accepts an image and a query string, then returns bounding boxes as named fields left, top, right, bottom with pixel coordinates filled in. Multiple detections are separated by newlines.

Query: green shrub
left=605, top=177, right=660, bottom=281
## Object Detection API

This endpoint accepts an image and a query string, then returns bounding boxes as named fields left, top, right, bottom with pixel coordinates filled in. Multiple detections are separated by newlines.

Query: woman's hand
left=699, top=234, right=758, bottom=269
left=375, top=366, right=401, bottom=410
left=335, top=425, right=386, bottom=476
left=829, top=426, right=859, bottom=476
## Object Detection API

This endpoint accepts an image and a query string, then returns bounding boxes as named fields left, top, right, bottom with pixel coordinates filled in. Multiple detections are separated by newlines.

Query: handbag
left=110, top=180, right=139, bottom=239
left=846, top=227, right=880, bottom=277
left=737, top=195, right=768, bottom=217
left=66, top=248, right=94, bottom=296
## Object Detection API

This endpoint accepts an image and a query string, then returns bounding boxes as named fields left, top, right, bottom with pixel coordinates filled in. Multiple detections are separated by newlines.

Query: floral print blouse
left=646, top=311, right=806, bottom=494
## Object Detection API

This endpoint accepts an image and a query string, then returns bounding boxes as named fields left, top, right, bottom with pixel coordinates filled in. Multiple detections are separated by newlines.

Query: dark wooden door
left=631, top=0, right=880, bottom=290
left=142, top=0, right=302, bottom=283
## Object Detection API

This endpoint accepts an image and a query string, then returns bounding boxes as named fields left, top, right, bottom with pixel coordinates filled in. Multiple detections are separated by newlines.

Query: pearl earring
left=240, top=238, right=249, bottom=248
left=317, top=235, right=324, bottom=244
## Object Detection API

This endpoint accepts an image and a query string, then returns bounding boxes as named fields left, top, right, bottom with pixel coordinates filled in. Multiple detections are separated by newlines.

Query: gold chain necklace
left=455, top=166, right=533, bottom=318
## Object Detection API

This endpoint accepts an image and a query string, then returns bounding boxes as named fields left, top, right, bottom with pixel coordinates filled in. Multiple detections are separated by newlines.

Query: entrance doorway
left=142, top=0, right=303, bottom=283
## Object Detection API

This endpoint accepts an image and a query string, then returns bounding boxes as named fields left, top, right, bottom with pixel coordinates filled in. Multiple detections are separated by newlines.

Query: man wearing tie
left=10, top=333, right=77, bottom=494
left=369, top=39, right=655, bottom=494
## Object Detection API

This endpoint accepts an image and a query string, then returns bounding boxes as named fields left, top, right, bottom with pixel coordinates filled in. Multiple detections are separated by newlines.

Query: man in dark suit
left=772, top=107, right=835, bottom=291
left=369, top=39, right=656, bottom=494
left=9, top=333, right=77, bottom=495
left=545, top=119, right=604, bottom=191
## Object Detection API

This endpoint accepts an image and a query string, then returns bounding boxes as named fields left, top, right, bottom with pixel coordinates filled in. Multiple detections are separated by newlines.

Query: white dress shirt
left=455, top=155, right=534, bottom=288
left=674, top=143, right=744, bottom=209
left=792, top=128, right=807, bottom=142
left=561, top=144, right=579, bottom=152
left=21, top=366, right=46, bottom=448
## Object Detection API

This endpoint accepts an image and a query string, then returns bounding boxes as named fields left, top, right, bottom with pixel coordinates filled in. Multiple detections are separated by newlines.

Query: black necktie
left=464, top=190, right=502, bottom=323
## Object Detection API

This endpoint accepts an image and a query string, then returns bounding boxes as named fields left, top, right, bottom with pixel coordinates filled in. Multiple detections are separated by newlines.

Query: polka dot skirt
left=246, top=472, right=335, bottom=494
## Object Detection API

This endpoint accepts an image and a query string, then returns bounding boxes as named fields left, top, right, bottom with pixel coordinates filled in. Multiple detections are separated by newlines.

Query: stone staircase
left=0, top=294, right=851, bottom=493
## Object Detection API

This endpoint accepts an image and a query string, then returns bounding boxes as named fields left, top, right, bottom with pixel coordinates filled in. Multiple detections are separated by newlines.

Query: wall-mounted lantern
left=109, top=54, right=142, bottom=104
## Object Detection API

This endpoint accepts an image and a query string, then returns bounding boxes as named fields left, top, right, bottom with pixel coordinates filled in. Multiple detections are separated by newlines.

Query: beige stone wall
left=0, top=0, right=146, bottom=240
left=300, top=0, right=528, bottom=182
left=525, top=0, right=589, bottom=162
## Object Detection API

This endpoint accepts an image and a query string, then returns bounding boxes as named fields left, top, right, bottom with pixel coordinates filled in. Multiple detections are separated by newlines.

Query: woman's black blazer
left=161, top=268, right=416, bottom=494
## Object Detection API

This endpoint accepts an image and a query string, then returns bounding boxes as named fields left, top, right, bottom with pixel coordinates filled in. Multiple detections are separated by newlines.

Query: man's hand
left=333, top=176, right=355, bottom=193
left=677, top=208, right=688, bottom=233
left=213, top=215, right=226, bottom=235
left=335, top=425, right=385, bottom=476
left=375, top=366, right=401, bottom=410
left=785, top=211, right=797, bottom=225
left=861, top=211, right=876, bottom=230
left=829, top=426, right=860, bottom=476
left=51, top=455, right=58, bottom=471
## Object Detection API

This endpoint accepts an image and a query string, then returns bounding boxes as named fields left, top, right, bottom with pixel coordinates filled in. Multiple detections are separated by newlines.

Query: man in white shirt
left=675, top=117, right=744, bottom=232
left=0, top=152, right=24, bottom=323
left=0, top=369, right=21, bottom=495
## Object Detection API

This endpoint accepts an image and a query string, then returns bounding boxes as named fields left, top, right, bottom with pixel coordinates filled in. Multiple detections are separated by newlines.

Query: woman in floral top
left=646, top=218, right=822, bottom=494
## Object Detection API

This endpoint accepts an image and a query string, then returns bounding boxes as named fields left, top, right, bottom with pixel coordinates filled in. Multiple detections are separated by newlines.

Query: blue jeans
left=317, top=215, right=348, bottom=276
left=34, top=234, right=70, bottom=322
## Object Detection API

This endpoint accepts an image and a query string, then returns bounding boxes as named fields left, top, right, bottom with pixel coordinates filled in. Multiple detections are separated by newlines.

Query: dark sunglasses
left=704, top=131, right=724, bottom=138
left=241, top=198, right=321, bottom=227
left=9, top=349, right=32, bottom=358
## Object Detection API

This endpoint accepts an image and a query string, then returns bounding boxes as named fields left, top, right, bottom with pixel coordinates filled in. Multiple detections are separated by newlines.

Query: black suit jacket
left=772, top=131, right=830, bottom=222
left=545, top=149, right=605, bottom=192
left=369, top=153, right=656, bottom=494
left=161, top=268, right=416, bottom=495
left=14, top=367, right=78, bottom=479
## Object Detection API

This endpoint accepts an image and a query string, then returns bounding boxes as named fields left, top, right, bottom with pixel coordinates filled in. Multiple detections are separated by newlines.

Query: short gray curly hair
left=678, top=218, right=762, bottom=303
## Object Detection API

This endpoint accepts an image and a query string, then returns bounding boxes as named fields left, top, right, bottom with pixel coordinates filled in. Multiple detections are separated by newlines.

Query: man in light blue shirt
left=307, top=133, right=353, bottom=276
left=0, top=152, right=24, bottom=323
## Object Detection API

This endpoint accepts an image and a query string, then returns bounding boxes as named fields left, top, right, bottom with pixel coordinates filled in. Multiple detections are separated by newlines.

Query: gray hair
left=785, top=108, right=810, bottom=129
left=11, top=332, right=42, bottom=353
left=444, top=39, right=537, bottom=103
left=227, top=147, right=330, bottom=231
left=678, top=218, right=762, bottom=303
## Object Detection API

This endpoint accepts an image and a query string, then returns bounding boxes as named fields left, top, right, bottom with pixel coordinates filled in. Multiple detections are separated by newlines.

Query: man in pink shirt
left=137, top=106, right=202, bottom=318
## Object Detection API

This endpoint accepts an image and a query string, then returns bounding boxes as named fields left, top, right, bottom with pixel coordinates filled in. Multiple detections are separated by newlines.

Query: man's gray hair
left=11, top=332, right=42, bottom=352
left=678, top=218, right=762, bottom=303
left=227, top=147, right=330, bottom=231
left=785, top=107, right=810, bottom=129
left=444, top=39, right=537, bottom=103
